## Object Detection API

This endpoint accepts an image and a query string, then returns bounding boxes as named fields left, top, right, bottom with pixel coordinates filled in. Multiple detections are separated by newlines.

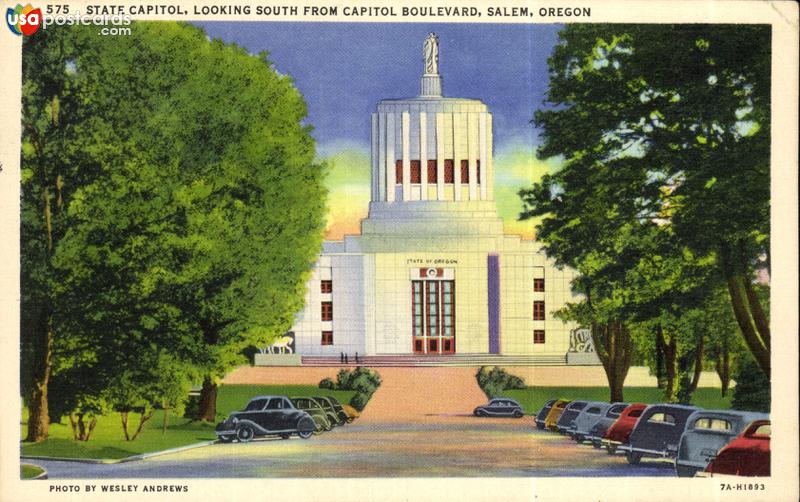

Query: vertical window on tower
left=427, top=160, right=437, bottom=182
left=395, top=160, right=403, bottom=184
left=533, top=278, right=545, bottom=292
left=533, top=330, right=546, bottom=344
left=477, top=159, right=481, bottom=184
left=321, top=280, right=332, bottom=293
left=321, top=301, right=333, bottom=321
left=460, top=160, right=469, bottom=183
left=321, top=331, right=333, bottom=345
left=533, top=301, right=545, bottom=320
left=410, top=160, right=421, bottom=183
left=444, top=159, right=455, bottom=183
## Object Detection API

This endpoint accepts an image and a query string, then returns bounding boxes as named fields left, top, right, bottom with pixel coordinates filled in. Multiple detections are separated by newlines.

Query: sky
left=195, top=22, right=563, bottom=239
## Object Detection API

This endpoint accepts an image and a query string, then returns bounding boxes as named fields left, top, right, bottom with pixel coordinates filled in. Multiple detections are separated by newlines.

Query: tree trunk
left=85, top=417, right=97, bottom=441
left=26, top=318, right=53, bottom=443
left=721, top=243, right=770, bottom=376
left=68, top=412, right=78, bottom=440
left=197, top=377, right=218, bottom=422
left=130, top=410, right=154, bottom=441
left=592, top=320, right=632, bottom=403
left=715, top=350, right=731, bottom=397
left=658, top=325, right=677, bottom=401
left=120, top=411, right=130, bottom=441
left=689, top=336, right=705, bottom=393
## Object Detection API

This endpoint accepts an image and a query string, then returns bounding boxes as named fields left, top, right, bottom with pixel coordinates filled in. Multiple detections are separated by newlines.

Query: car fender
left=233, top=419, right=271, bottom=436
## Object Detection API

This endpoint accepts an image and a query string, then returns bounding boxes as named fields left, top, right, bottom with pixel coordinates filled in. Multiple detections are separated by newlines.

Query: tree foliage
left=21, top=22, right=327, bottom=440
left=521, top=25, right=771, bottom=404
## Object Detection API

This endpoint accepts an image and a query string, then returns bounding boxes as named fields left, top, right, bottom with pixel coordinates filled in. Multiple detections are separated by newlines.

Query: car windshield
left=293, top=398, right=308, bottom=408
left=587, top=407, right=601, bottom=414
left=244, top=398, right=268, bottom=411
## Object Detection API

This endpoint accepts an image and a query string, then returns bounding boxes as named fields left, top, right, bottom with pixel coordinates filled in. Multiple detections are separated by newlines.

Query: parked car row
left=534, top=398, right=770, bottom=477
left=215, top=395, right=358, bottom=443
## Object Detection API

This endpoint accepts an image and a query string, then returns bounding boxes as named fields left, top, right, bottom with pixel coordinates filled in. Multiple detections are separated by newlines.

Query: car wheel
left=346, top=417, right=354, bottom=423
left=236, top=424, right=255, bottom=443
left=513, top=410, right=523, bottom=418
left=535, top=422, right=545, bottom=430
left=280, top=433, right=291, bottom=440
left=574, top=435, right=583, bottom=444
left=605, top=445, right=616, bottom=455
left=218, top=435, right=234, bottom=443
left=324, top=420, right=332, bottom=431
left=298, top=429, right=313, bottom=439
left=592, top=440, right=601, bottom=449
left=626, top=452, right=643, bottom=465
left=476, top=410, right=485, bottom=417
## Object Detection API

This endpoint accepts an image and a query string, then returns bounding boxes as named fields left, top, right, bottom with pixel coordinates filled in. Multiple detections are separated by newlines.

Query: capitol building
left=283, top=34, right=595, bottom=365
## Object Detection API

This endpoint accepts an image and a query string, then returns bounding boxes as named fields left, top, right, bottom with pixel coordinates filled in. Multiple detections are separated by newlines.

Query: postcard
left=0, top=1, right=797, bottom=501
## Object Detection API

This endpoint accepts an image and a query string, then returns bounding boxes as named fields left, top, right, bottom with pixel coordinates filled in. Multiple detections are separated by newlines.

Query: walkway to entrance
left=357, top=367, right=487, bottom=423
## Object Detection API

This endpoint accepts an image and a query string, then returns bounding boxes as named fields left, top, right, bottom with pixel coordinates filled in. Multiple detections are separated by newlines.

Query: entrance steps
left=300, top=353, right=567, bottom=367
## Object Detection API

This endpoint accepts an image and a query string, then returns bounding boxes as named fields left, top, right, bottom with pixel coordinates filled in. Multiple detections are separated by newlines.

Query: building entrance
left=411, top=279, right=455, bottom=354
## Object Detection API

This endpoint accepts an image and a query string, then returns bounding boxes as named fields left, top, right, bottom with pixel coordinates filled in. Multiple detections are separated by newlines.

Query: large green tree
left=522, top=25, right=771, bottom=386
left=22, top=22, right=327, bottom=440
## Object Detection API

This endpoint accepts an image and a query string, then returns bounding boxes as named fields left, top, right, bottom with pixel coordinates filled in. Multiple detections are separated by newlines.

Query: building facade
left=289, top=35, right=586, bottom=360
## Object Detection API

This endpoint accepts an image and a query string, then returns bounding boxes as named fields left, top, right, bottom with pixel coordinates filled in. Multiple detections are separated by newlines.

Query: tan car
left=544, top=400, right=572, bottom=431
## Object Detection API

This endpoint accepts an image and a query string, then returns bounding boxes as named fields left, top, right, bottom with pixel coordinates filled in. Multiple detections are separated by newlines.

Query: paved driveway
left=27, top=417, right=675, bottom=478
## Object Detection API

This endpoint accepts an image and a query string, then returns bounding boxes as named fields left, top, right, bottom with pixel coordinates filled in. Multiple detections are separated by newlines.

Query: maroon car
left=703, top=420, right=771, bottom=477
left=601, top=403, right=647, bottom=454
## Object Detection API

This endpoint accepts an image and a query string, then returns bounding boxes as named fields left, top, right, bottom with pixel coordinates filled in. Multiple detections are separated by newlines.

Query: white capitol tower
left=271, top=34, right=594, bottom=365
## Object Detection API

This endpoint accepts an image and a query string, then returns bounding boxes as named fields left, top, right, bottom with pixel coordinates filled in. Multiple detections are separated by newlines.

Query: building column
left=385, top=112, right=395, bottom=202
left=372, top=113, right=379, bottom=201
left=401, top=112, right=410, bottom=201
left=468, top=112, right=478, bottom=201
left=419, top=112, right=427, bottom=200
left=486, top=113, right=493, bottom=201
left=378, top=112, right=386, bottom=201
left=435, top=112, right=445, bottom=200
left=479, top=112, right=488, bottom=201
left=453, top=112, right=463, bottom=201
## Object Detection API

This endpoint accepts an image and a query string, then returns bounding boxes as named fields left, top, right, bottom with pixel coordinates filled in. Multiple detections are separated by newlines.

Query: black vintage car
left=618, top=403, right=701, bottom=464
left=473, top=398, right=525, bottom=418
left=215, top=395, right=317, bottom=443
left=313, top=396, right=349, bottom=426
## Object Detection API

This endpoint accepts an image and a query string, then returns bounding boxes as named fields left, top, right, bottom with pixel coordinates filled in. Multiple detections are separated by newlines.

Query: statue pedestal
left=420, top=74, right=442, bottom=97
left=566, top=352, right=602, bottom=366
left=254, top=353, right=302, bottom=366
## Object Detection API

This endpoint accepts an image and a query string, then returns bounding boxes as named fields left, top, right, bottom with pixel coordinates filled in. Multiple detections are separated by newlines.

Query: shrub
left=731, top=356, right=770, bottom=413
left=476, top=366, right=526, bottom=399
left=318, top=378, right=336, bottom=390
left=348, top=392, right=371, bottom=412
left=335, top=369, right=353, bottom=390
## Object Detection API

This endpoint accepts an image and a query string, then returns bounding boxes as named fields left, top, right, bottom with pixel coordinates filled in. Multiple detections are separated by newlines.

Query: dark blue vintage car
left=474, top=398, right=525, bottom=418
left=618, top=404, right=700, bottom=464
left=215, top=395, right=317, bottom=442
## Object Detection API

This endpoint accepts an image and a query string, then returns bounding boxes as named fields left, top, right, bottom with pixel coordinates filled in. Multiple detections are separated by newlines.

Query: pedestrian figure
left=355, top=352, right=359, bottom=363
left=340, top=352, right=344, bottom=363
left=344, top=353, right=349, bottom=364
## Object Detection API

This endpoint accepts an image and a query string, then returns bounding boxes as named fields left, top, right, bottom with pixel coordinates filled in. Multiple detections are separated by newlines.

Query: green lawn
left=20, top=384, right=355, bottom=460
left=21, top=464, right=45, bottom=479
left=503, top=387, right=732, bottom=414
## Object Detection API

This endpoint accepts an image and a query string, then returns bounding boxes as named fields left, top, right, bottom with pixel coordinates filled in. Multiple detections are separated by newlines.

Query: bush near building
left=476, top=366, right=526, bottom=399
left=319, top=367, right=382, bottom=411
left=731, top=356, right=771, bottom=413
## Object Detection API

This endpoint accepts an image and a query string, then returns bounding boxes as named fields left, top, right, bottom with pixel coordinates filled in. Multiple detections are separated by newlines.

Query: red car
left=703, top=420, right=770, bottom=476
left=601, top=403, right=647, bottom=454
